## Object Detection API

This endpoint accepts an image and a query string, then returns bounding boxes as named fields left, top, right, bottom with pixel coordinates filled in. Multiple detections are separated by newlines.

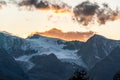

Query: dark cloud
left=36, top=1, right=49, bottom=8
left=73, top=1, right=120, bottom=25
left=0, top=1, right=6, bottom=9
left=50, top=4, right=61, bottom=9
left=74, top=1, right=99, bottom=16
left=18, top=0, right=71, bottom=11
left=18, top=0, right=49, bottom=9
left=96, top=3, right=119, bottom=24
left=0, top=1, right=6, bottom=5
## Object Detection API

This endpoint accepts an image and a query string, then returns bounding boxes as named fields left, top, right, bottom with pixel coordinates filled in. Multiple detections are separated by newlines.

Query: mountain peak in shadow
left=77, top=34, right=119, bottom=69
left=89, top=46, right=120, bottom=80
left=87, top=34, right=108, bottom=42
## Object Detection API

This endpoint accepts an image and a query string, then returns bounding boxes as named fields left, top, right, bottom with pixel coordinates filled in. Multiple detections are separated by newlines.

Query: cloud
left=30, top=28, right=94, bottom=42
left=0, top=0, right=6, bottom=9
left=18, top=0, right=49, bottom=9
left=73, top=1, right=120, bottom=25
left=18, top=0, right=71, bottom=11
left=18, top=0, right=120, bottom=26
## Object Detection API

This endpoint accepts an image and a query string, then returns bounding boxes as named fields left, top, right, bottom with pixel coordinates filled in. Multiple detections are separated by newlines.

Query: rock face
left=0, top=47, right=28, bottom=80
left=89, top=47, right=120, bottom=80
left=77, top=34, right=120, bottom=68
left=28, top=54, right=80, bottom=80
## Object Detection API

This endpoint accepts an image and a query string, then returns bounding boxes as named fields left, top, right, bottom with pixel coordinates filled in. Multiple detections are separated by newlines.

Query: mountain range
left=0, top=32, right=120, bottom=80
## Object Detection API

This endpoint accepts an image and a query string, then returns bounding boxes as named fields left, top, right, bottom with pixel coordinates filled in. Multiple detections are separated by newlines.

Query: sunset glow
left=30, top=28, right=94, bottom=42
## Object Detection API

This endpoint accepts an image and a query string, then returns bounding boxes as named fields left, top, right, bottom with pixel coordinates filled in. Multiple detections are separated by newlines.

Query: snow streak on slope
left=0, top=32, right=86, bottom=69
left=27, top=37, right=78, bottom=59
left=15, top=35, right=86, bottom=69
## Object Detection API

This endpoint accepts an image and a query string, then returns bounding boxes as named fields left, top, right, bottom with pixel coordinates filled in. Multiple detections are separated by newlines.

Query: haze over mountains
left=0, top=32, right=120, bottom=80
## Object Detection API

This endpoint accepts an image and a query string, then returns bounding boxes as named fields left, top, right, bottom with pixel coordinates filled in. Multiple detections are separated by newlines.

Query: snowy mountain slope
left=22, top=34, right=85, bottom=68
left=0, top=32, right=35, bottom=57
left=0, top=32, right=84, bottom=70
left=0, top=32, right=82, bottom=80
left=27, top=34, right=78, bottom=59
left=1, top=32, right=120, bottom=71
left=0, top=32, right=27, bottom=51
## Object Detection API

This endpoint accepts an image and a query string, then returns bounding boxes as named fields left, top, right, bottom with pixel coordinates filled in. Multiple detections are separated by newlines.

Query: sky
left=0, top=0, right=120, bottom=40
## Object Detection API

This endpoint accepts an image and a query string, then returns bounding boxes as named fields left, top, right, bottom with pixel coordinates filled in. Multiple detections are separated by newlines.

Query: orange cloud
left=30, top=28, right=94, bottom=42
left=115, top=14, right=120, bottom=20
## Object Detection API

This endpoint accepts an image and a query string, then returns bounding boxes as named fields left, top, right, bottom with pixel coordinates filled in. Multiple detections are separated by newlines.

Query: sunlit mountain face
left=0, top=0, right=120, bottom=40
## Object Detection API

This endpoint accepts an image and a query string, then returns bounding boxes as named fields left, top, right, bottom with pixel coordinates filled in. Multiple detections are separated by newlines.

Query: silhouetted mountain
left=89, top=47, right=120, bottom=80
left=0, top=47, right=28, bottom=80
left=77, top=34, right=120, bottom=68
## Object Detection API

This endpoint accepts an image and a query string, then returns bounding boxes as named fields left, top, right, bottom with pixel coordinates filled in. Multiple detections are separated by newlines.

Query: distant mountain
left=77, top=34, right=120, bottom=68
left=89, top=46, right=120, bottom=80
left=32, top=28, right=94, bottom=42
left=0, top=47, right=28, bottom=80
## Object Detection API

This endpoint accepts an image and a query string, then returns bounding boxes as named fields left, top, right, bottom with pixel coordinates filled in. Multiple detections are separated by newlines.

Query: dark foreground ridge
left=0, top=47, right=28, bottom=80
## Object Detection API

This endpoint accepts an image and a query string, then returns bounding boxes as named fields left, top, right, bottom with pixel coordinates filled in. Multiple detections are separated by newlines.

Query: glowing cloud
left=29, top=28, right=94, bottom=42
